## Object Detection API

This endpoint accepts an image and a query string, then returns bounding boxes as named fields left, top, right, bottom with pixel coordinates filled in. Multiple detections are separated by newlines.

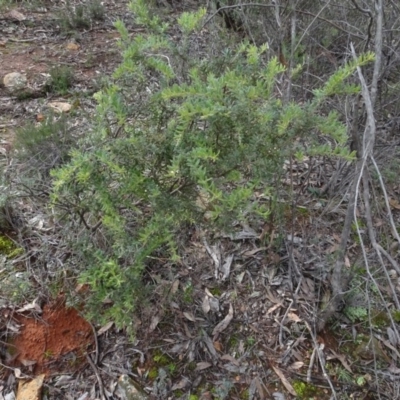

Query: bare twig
left=86, top=354, right=107, bottom=400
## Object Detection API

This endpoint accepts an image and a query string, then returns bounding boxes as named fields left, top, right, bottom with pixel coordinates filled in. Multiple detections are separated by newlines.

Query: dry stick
left=317, top=0, right=383, bottom=331
left=202, top=3, right=365, bottom=40
left=353, top=178, right=389, bottom=400
left=361, top=171, right=400, bottom=344
left=371, top=156, right=400, bottom=248
left=86, top=354, right=107, bottom=400
left=306, top=346, right=317, bottom=383
left=304, top=321, right=337, bottom=400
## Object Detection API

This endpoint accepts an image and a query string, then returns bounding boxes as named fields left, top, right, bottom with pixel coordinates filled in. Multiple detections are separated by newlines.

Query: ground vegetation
left=1, top=0, right=400, bottom=399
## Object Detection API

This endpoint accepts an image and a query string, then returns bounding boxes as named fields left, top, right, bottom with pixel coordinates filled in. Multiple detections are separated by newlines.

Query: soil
left=12, top=300, right=93, bottom=375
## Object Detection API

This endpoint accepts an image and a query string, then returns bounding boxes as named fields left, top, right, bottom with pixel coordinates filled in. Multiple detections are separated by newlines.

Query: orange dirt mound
left=13, top=302, right=93, bottom=374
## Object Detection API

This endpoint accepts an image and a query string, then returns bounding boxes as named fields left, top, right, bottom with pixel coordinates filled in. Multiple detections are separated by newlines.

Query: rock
left=16, top=374, right=45, bottom=400
left=117, top=375, right=149, bottom=400
left=48, top=102, right=72, bottom=113
left=7, top=10, right=27, bottom=21
left=3, top=72, right=27, bottom=91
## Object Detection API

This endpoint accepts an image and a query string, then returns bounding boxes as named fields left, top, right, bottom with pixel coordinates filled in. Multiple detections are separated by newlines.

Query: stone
left=3, top=72, right=27, bottom=91
left=117, top=375, right=149, bottom=400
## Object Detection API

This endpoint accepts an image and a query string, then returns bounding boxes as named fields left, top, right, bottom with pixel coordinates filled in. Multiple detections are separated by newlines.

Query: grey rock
left=3, top=72, right=27, bottom=91
left=117, top=375, right=149, bottom=400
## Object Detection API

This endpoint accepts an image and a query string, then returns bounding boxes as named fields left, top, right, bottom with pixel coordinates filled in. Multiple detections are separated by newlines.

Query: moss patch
left=0, top=235, right=23, bottom=258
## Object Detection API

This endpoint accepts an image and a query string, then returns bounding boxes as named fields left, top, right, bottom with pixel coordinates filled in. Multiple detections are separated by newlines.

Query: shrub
left=14, top=114, right=75, bottom=176
left=47, top=66, right=74, bottom=95
left=50, top=0, right=370, bottom=330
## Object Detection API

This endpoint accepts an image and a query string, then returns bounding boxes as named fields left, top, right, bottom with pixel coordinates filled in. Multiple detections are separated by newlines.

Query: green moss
left=209, top=287, right=222, bottom=297
left=392, top=310, right=400, bottom=323
left=292, top=380, right=320, bottom=399
left=148, top=367, right=158, bottom=380
left=189, top=395, right=199, bottom=400
left=0, top=235, right=23, bottom=258
left=153, top=349, right=171, bottom=366
left=187, top=361, right=197, bottom=371
left=371, top=310, right=390, bottom=328
left=183, top=283, right=194, bottom=303
left=227, top=333, right=239, bottom=349
left=151, top=349, right=178, bottom=377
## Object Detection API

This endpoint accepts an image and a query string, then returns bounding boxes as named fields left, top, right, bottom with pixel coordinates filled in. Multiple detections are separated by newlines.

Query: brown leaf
left=212, top=303, right=233, bottom=337
left=97, top=321, right=114, bottom=335
left=17, top=299, right=42, bottom=314
left=202, top=296, right=210, bottom=314
left=220, top=354, right=239, bottom=366
left=19, top=359, right=37, bottom=367
left=149, top=315, right=161, bottom=331
left=183, top=311, right=196, bottom=322
left=329, top=350, right=352, bottom=373
left=271, top=365, right=296, bottom=396
left=171, top=279, right=179, bottom=294
left=266, top=303, right=281, bottom=316
left=287, top=312, right=301, bottom=323
left=389, top=198, right=400, bottom=210
left=213, top=341, right=223, bottom=352
left=66, top=42, right=80, bottom=51
left=289, top=361, right=304, bottom=370
left=195, top=362, right=212, bottom=371
left=171, top=377, right=190, bottom=390
left=48, top=102, right=72, bottom=113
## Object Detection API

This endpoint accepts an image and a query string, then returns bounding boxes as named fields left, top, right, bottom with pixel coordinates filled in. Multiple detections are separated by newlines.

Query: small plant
left=88, top=0, right=105, bottom=21
left=246, top=336, right=256, bottom=346
left=14, top=114, right=75, bottom=179
left=392, top=310, right=400, bottom=323
left=344, top=306, right=368, bottom=322
left=0, top=235, right=23, bottom=258
left=292, top=380, right=320, bottom=399
left=58, top=2, right=89, bottom=33
left=59, top=0, right=104, bottom=33
left=43, top=349, right=54, bottom=359
left=183, top=282, right=194, bottom=304
left=47, top=66, right=74, bottom=95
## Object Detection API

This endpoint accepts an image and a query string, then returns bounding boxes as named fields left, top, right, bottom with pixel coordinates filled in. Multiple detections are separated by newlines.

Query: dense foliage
left=46, top=1, right=372, bottom=328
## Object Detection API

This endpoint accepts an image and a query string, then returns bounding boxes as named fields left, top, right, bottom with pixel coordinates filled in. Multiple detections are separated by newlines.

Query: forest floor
left=1, top=1, right=399, bottom=399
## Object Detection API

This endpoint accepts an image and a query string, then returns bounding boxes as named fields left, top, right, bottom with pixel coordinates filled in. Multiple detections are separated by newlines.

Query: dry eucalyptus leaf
left=48, top=102, right=72, bottom=113
left=171, top=279, right=179, bottom=294
left=149, top=315, right=161, bottom=331
left=195, top=362, right=212, bottom=371
left=212, top=303, right=233, bottom=336
left=271, top=365, right=296, bottom=396
left=183, top=311, right=196, bottom=322
left=16, top=299, right=42, bottom=314
left=171, top=377, right=190, bottom=391
left=19, top=359, right=37, bottom=367
left=202, top=296, right=210, bottom=314
left=97, top=321, right=114, bottom=335
left=287, top=312, right=301, bottom=323
left=289, top=361, right=304, bottom=370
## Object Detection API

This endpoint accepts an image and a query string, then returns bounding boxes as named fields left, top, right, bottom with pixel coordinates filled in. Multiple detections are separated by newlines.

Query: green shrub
left=12, top=114, right=77, bottom=197
left=58, top=0, right=105, bottom=33
left=47, top=66, right=74, bottom=95
left=59, top=2, right=90, bottom=33
left=88, top=0, right=105, bottom=21
left=50, top=0, right=370, bottom=331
